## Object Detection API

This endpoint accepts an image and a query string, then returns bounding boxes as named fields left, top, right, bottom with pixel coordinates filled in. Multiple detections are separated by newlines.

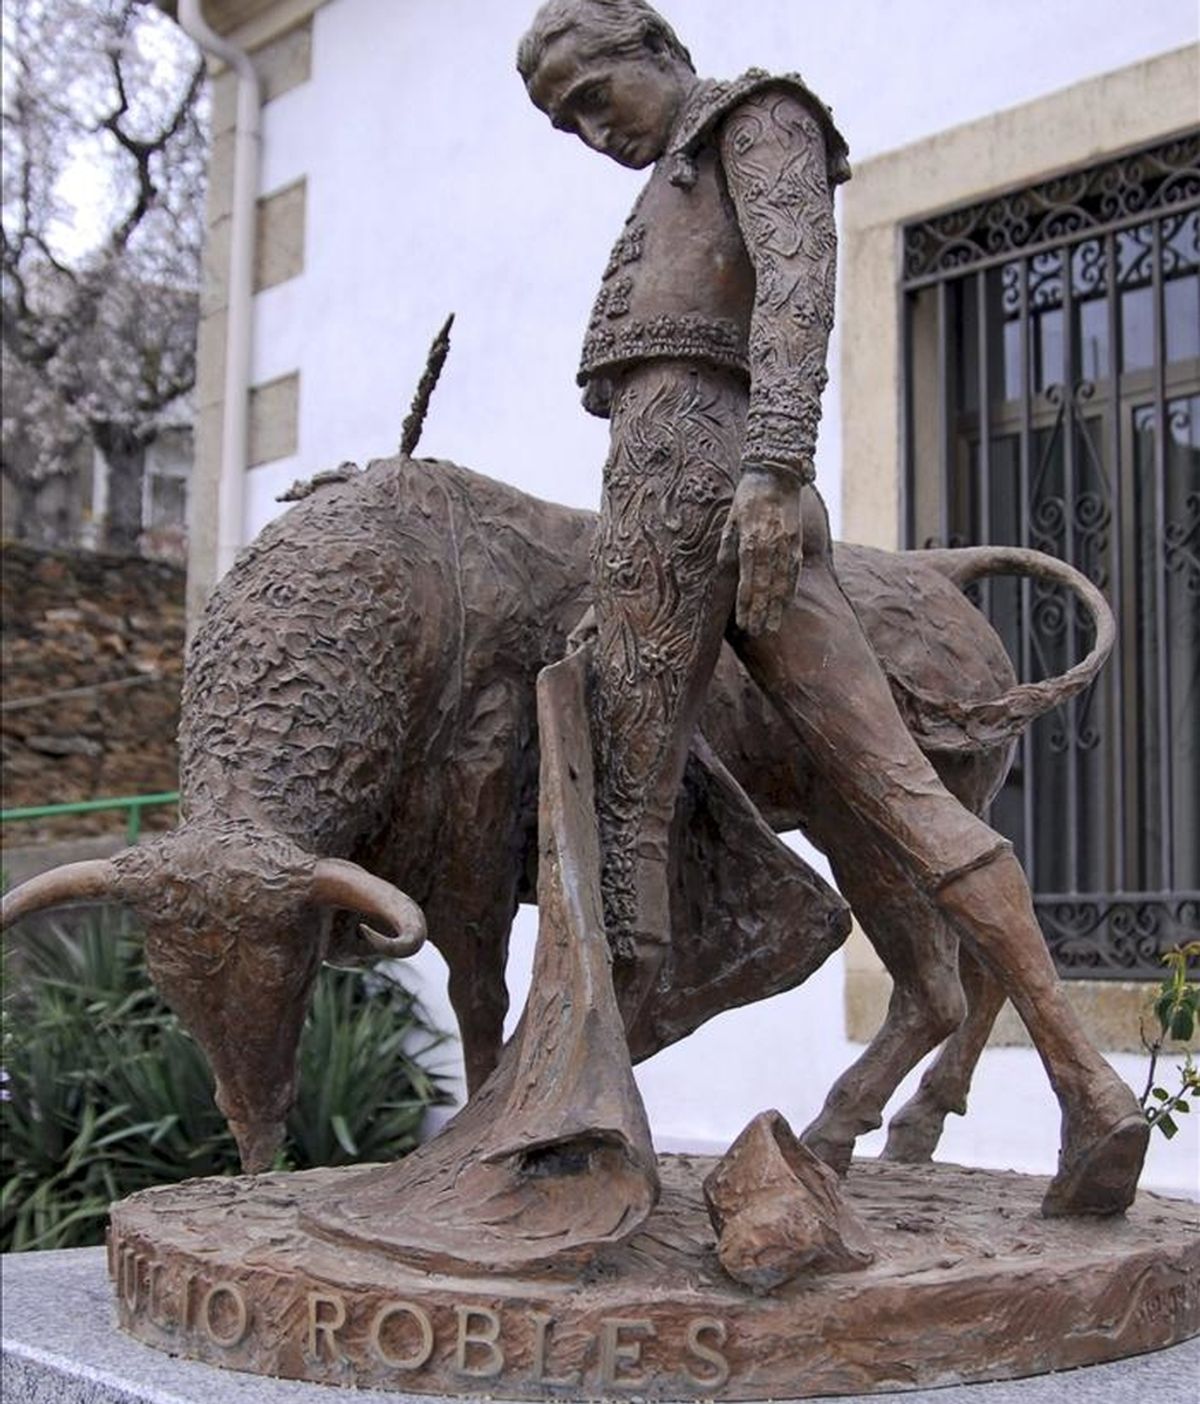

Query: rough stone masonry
left=1, top=543, right=183, bottom=839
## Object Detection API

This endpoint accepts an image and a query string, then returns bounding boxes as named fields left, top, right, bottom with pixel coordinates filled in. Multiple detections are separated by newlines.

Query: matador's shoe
left=1041, top=1112, right=1150, bottom=1217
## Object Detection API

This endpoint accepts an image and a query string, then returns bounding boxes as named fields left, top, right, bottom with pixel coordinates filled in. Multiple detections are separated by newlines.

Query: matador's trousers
left=590, top=360, right=1006, bottom=981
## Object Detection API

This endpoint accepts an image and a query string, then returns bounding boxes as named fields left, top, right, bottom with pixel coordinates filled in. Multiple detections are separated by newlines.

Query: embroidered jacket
left=579, top=69, right=850, bottom=482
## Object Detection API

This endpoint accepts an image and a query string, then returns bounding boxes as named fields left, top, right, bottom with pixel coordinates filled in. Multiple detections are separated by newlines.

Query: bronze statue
left=516, top=0, right=1146, bottom=1217
left=3, top=5, right=1194, bottom=1391
left=10, top=453, right=1192, bottom=1389
left=0, top=450, right=1124, bottom=1183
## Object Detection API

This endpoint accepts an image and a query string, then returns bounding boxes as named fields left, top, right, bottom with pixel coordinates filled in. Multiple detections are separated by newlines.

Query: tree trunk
left=4, top=471, right=43, bottom=544
left=0, top=435, right=72, bottom=547
left=100, top=428, right=147, bottom=555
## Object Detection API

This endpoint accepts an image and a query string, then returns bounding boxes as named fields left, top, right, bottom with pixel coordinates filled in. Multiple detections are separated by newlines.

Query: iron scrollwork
left=903, top=132, right=1200, bottom=283
left=1038, top=894, right=1200, bottom=976
left=1164, top=489, right=1200, bottom=598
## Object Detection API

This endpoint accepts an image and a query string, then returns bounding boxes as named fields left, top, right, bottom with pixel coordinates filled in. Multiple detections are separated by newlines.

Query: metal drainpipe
left=177, top=0, right=261, bottom=583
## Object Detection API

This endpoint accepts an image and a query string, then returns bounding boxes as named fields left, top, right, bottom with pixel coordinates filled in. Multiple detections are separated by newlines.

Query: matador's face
left=527, top=30, right=690, bottom=169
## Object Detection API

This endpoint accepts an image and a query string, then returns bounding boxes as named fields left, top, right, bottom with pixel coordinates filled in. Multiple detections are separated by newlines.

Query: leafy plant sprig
left=1140, top=941, right=1200, bottom=1140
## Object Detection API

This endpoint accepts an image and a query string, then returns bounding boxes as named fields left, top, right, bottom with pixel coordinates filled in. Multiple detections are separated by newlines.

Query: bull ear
left=310, top=859, right=425, bottom=957
left=1, top=859, right=120, bottom=930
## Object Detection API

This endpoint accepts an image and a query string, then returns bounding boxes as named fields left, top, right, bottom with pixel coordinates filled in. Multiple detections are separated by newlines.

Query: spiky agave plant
left=1, top=909, right=452, bottom=1252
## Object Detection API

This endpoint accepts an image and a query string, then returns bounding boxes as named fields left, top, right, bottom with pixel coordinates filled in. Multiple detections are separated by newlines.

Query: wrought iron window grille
left=900, top=130, right=1200, bottom=978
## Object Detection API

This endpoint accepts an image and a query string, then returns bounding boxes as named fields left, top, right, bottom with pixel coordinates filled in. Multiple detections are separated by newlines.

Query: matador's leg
left=735, top=490, right=1147, bottom=1216
left=591, top=362, right=742, bottom=1028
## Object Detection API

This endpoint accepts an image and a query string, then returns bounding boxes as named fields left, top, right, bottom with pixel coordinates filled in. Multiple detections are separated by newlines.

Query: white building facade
left=183, top=0, right=1200, bottom=1195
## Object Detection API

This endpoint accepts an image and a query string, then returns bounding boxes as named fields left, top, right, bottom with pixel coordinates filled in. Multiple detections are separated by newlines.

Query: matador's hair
left=517, top=0, right=694, bottom=85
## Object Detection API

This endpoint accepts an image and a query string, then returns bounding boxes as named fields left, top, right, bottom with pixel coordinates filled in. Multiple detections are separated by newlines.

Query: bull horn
left=310, top=859, right=425, bottom=957
left=1, top=859, right=119, bottom=930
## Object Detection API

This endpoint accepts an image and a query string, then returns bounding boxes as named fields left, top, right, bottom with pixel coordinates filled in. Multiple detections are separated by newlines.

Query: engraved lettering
left=120, top=1247, right=141, bottom=1308
left=134, top=1253, right=151, bottom=1311
left=201, top=1282, right=249, bottom=1348
left=307, top=1291, right=347, bottom=1362
left=147, top=1262, right=173, bottom=1330
left=369, top=1300, right=435, bottom=1370
left=454, top=1305, right=504, bottom=1379
left=683, top=1316, right=732, bottom=1389
left=1138, top=1282, right=1200, bottom=1325
left=181, top=1273, right=197, bottom=1330
left=530, top=1311, right=580, bottom=1386
left=598, top=1317, right=655, bottom=1388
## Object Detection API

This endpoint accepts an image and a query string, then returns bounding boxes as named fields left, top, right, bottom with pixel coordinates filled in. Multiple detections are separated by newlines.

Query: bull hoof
left=881, top=1095, right=965, bottom=1162
left=798, top=1128, right=854, bottom=1177
left=1041, top=1113, right=1149, bottom=1218
left=881, top=1100, right=948, bottom=1163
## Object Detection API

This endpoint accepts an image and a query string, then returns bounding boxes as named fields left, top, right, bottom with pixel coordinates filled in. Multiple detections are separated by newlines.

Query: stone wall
left=1, top=543, right=183, bottom=842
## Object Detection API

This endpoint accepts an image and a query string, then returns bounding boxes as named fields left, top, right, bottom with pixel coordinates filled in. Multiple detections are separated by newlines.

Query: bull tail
left=399, top=313, right=455, bottom=458
left=896, top=545, right=1115, bottom=755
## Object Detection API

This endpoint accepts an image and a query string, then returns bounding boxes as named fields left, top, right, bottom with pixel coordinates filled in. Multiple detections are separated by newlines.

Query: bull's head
left=0, top=821, right=425, bottom=1173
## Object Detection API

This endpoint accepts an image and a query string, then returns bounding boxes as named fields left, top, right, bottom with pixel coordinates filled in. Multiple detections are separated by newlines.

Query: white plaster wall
left=242, top=0, right=1199, bottom=531
left=242, top=0, right=1199, bottom=1197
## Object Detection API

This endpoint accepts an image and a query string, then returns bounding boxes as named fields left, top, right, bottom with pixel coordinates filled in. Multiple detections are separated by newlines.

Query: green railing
left=0, top=793, right=180, bottom=845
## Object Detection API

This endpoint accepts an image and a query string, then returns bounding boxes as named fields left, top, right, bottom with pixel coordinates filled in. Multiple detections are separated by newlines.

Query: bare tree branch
left=0, top=0, right=209, bottom=551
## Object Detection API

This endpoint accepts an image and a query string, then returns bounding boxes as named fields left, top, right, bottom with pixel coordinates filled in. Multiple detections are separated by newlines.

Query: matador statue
left=517, top=0, right=1147, bottom=1217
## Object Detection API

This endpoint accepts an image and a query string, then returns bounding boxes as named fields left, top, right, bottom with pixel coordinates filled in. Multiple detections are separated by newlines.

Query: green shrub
left=1, top=909, right=453, bottom=1252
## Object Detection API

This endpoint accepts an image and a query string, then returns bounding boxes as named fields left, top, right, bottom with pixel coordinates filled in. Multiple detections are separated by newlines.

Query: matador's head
left=518, top=0, right=697, bottom=169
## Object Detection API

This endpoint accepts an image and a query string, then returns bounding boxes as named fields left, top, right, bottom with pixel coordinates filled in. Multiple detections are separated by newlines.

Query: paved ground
left=3, top=1247, right=1197, bottom=1403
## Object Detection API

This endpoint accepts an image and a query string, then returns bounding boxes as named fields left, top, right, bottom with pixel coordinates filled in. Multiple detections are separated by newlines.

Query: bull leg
left=432, top=819, right=520, bottom=1094
left=426, top=699, right=530, bottom=1096
left=800, top=846, right=966, bottom=1174
left=444, top=908, right=514, bottom=1095
left=882, top=944, right=1007, bottom=1162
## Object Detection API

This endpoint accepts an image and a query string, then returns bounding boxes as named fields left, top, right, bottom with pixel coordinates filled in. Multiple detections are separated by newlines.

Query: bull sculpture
left=2, top=451, right=1111, bottom=1178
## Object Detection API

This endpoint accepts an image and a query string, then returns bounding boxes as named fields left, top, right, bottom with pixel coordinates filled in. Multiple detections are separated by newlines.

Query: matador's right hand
left=720, top=466, right=804, bottom=635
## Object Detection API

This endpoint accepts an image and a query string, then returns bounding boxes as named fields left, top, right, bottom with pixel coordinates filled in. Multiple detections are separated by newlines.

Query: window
left=901, top=131, right=1200, bottom=976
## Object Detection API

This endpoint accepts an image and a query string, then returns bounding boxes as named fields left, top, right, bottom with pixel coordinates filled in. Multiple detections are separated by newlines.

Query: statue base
left=108, top=1155, right=1199, bottom=1399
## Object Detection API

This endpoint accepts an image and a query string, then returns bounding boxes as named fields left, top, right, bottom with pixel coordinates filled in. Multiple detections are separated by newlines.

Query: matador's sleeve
left=718, top=88, right=837, bottom=484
